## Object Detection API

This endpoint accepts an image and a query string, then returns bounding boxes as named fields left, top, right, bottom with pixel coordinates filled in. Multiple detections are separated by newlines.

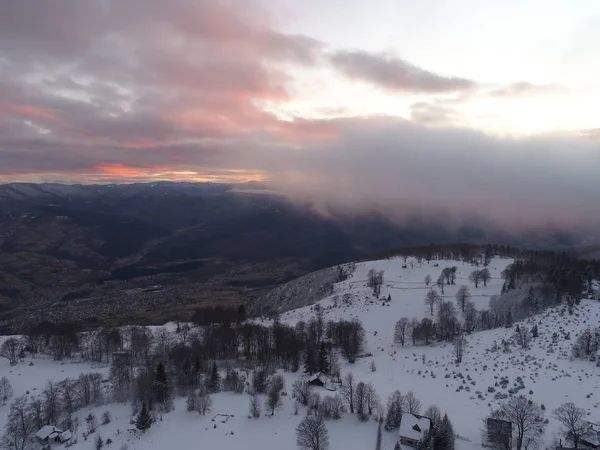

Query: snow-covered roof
left=583, top=423, right=600, bottom=446
left=308, top=372, right=327, bottom=383
left=399, top=414, right=431, bottom=442
left=36, top=426, right=62, bottom=440
left=58, top=430, right=72, bottom=443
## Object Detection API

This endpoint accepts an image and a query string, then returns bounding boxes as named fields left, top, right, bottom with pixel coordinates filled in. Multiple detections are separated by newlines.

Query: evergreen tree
left=417, top=430, right=432, bottom=450
left=193, top=356, right=203, bottom=381
left=291, top=351, right=300, bottom=373
left=135, top=402, right=153, bottom=432
left=304, top=345, right=317, bottom=374
left=432, top=413, right=455, bottom=450
left=153, top=362, right=170, bottom=405
left=317, top=342, right=329, bottom=374
left=384, top=390, right=404, bottom=431
left=208, top=361, right=221, bottom=393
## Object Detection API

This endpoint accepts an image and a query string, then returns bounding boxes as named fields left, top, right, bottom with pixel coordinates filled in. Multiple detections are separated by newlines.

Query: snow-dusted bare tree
left=469, top=270, right=482, bottom=288
left=455, top=285, right=471, bottom=312
left=553, top=402, right=590, bottom=449
left=296, top=415, right=329, bottom=450
left=0, top=376, right=13, bottom=406
left=424, top=274, right=432, bottom=286
left=489, top=396, right=546, bottom=450
left=404, top=390, right=422, bottom=415
left=249, top=393, right=261, bottom=418
left=453, top=334, right=467, bottom=364
left=292, top=381, right=313, bottom=406
left=0, top=338, right=21, bottom=366
left=394, top=318, right=410, bottom=346
left=425, top=290, right=441, bottom=316
left=340, top=372, right=355, bottom=414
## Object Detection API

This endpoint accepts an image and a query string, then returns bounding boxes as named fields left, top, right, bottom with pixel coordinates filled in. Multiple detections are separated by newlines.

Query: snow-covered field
left=2, top=256, right=600, bottom=450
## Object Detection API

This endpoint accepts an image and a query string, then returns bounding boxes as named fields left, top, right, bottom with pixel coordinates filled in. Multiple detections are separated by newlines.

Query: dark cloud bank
left=0, top=0, right=599, bottom=236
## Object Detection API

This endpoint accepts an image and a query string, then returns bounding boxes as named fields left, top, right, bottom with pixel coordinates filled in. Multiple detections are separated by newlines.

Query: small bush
left=102, top=411, right=112, bottom=425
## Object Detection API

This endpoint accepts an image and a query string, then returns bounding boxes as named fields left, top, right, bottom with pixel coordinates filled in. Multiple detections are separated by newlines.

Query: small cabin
left=486, top=418, right=512, bottom=448
left=396, top=413, right=432, bottom=449
left=35, top=426, right=62, bottom=445
left=308, top=372, right=327, bottom=387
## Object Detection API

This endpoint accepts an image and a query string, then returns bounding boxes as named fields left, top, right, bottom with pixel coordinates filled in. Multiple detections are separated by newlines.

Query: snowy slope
left=2, top=256, right=600, bottom=450
left=281, top=257, right=512, bottom=336
left=280, top=256, right=600, bottom=448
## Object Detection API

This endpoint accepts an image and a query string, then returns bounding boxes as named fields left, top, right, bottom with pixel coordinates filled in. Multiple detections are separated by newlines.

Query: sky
left=1, top=0, right=599, bottom=230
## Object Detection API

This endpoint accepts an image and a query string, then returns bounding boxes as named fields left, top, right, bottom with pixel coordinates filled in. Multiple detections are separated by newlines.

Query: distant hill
left=0, top=181, right=593, bottom=332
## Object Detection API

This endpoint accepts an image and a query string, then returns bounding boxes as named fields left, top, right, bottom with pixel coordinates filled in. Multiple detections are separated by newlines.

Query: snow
left=278, top=256, right=600, bottom=448
left=2, top=256, right=600, bottom=450
left=36, top=426, right=61, bottom=440
left=399, top=414, right=430, bottom=441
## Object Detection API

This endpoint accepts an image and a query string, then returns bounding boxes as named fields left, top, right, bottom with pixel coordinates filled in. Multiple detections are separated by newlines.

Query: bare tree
left=340, top=372, right=355, bottom=414
left=28, top=397, right=44, bottom=431
left=320, top=395, right=345, bottom=419
left=553, top=402, right=590, bottom=449
left=292, top=381, right=313, bottom=406
left=424, top=274, right=432, bottom=286
left=480, top=268, right=491, bottom=286
left=0, top=338, right=21, bottom=366
left=0, top=395, right=34, bottom=450
left=354, top=382, right=367, bottom=418
left=249, top=393, right=261, bottom=418
left=425, top=290, right=441, bottom=316
left=296, top=415, right=329, bottom=450
left=42, top=381, right=60, bottom=425
left=462, top=301, right=477, bottom=333
left=455, top=285, right=471, bottom=312
left=188, top=385, right=212, bottom=415
left=365, top=383, right=379, bottom=416
left=424, top=404, right=442, bottom=429
left=437, top=300, right=459, bottom=341
left=490, top=396, right=546, bottom=450
left=367, top=269, right=384, bottom=298
left=436, top=276, right=445, bottom=295
left=59, top=378, right=79, bottom=428
left=469, top=270, right=482, bottom=288
left=0, top=376, right=14, bottom=405
left=453, top=334, right=467, bottom=363
left=404, top=390, right=422, bottom=415
left=394, top=318, right=410, bottom=346
left=265, top=386, right=282, bottom=416
left=572, top=328, right=598, bottom=359
left=269, top=374, right=286, bottom=394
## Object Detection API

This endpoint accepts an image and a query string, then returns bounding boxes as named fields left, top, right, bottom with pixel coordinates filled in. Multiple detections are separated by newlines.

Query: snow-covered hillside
left=281, top=257, right=512, bottom=337
left=2, top=256, right=600, bottom=450
left=280, top=256, right=600, bottom=448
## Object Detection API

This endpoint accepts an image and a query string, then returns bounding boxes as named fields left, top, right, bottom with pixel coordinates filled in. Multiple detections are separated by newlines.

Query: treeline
left=370, top=243, right=510, bottom=264
left=190, top=304, right=247, bottom=326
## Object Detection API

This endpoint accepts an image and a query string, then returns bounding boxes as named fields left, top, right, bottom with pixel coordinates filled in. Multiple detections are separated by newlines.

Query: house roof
left=308, top=372, right=327, bottom=383
left=399, top=414, right=431, bottom=442
left=58, top=430, right=72, bottom=442
left=35, top=426, right=62, bottom=440
left=582, top=422, right=600, bottom=446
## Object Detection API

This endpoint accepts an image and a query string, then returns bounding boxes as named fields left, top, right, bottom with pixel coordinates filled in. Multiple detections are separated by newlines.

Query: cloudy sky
left=1, top=0, right=599, bottom=228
